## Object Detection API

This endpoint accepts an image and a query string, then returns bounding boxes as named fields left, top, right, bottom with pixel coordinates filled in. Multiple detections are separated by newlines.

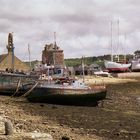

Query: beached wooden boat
left=0, top=72, right=107, bottom=106
left=26, top=78, right=107, bottom=106
left=0, top=72, right=38, bottom=96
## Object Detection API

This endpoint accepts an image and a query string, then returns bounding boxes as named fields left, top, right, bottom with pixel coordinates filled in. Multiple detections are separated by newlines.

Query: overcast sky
left=0, top=0, right=139, bottom=61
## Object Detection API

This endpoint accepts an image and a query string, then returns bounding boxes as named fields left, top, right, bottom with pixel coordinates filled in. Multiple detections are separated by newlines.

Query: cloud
left=0, top=0, right=140, bottom=61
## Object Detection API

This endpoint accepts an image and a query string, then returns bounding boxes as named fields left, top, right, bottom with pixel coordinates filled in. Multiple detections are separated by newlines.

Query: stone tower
left=42, top=42, right=64, bottom=67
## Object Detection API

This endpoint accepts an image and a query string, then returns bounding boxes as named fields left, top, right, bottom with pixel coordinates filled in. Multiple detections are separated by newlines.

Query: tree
left=134, top=50, right=140, bottom=58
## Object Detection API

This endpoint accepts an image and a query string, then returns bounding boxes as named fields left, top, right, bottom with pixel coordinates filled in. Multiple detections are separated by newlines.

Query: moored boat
left=105, top=20, right=131, bottom=72
left=131, top=58, right=140, bottom=72
left=104, top=60, right=131, bottom=72
left=0, top=72, right=38, bottom=96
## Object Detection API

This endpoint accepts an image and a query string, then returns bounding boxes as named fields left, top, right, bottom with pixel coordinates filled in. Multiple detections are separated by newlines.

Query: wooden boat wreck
left=25, top=77, right=107, bottom=106
left=0, top=72, right=38, bottom=96
left=0, top=72, right=107, bottom=106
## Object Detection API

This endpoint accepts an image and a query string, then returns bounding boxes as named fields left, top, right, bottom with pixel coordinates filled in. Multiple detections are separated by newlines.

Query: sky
left=0, top=0, right=140, bottom=61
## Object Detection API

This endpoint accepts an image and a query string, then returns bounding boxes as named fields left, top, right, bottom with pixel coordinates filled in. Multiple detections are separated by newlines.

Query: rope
left=11, top=79, right=21, bottom=97
left=22, top=82, right=38, bottom=97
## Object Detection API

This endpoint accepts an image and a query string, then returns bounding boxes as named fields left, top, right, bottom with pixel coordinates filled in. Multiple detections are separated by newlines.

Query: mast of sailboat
left=124, top=34, right=127, bottom=62
left=12, top=45, right=14, bottom=72
left=82, top=56, right=85, bottom=83
left=117, top=19, right=120, bottom=62
left=110, top=21, right=113, bottom=62
left=11, top=33, right=15, bottom=72
left=28, top=43, right=32, bottom=71
left=53, top=32, right=56, bottom=66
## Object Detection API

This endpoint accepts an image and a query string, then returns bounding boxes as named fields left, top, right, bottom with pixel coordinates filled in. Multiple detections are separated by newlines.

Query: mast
left=54, top=32, right=57, bottom=48
left=117, top=19, right=120, bottom=62
left=12, top=44, right=14, bottom=71
left=53, top=32, right=56, bottom=66
left=124, top=34, right=127, bottom=62
left=82, top=56, right=85, bottom=83
left=110, top=21, right=113, bottom=61
left=28, top=43, right=32, bottom=71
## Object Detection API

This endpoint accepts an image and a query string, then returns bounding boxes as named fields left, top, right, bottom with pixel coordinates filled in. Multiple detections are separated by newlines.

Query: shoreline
left=0, top=75, right=140, bottom=139
left=79, top=75, right=139, bottom=85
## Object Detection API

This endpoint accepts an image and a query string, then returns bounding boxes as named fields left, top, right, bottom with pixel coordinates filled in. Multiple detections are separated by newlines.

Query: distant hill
left=24, top=60, right=41, bottom=69
left=24, top=54, right=133, bottom=68
left=65, top=54, right=133, bottom=67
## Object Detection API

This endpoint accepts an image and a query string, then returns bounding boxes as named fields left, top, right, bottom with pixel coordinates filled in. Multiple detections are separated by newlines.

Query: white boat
left=131, top=58, right=140, bottom=71
left=104, top=20, right=131, bottom=72
left=104, top=60, right=131, bottom=72
left=94, top=70, right=110, bottom=77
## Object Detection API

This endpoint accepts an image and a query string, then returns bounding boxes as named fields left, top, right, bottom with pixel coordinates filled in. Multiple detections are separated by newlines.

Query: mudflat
left=0, top=76, right=140, bottom=140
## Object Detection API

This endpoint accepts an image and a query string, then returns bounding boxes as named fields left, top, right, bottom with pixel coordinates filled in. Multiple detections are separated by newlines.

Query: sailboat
left=104, top=20, right=131, bottom=72
left=104, top=60, right=131, bottom=72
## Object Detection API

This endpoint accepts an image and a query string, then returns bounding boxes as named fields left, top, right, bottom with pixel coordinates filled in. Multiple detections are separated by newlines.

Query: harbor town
left=0, top=1, right=140, bottom=140
left=0, top=32, right=139, bottom=139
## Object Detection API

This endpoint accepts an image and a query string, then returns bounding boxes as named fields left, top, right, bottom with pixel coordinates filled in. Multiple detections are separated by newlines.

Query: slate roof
left=0, top=54, right=8, bottom=62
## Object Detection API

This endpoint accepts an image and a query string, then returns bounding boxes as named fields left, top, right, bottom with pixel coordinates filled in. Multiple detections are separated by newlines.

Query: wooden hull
left=27, top=86, right=107, bottom=106
left=0, top=85, right=31, bottom=96
left=0, top=73, right=37, bottom=96
left=0, top=86, right=17, bottom=96
left=0, top=72, right=107, bottom=106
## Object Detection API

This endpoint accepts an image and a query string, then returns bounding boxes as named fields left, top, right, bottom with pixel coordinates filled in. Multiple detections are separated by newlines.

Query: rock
left=4, top=119, right=13, bottom=135
left=136, top=97, right=140, bottom=105
left=61, top=135, right=70, bottom=140
left=99, top=129, right=110, bottom=134
left=0, top=117, right=13, bottom=135
left=20, top=132, right=53, bottom=140
left=0, top=135, right=8, bottom=140
left=0, top=132, right=53, bottom=140
left=0, top=122, right=5, bottom=134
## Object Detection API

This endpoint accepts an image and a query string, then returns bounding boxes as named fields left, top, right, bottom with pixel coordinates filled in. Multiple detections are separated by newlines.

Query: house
left=74, top=64, right=101, bottom=75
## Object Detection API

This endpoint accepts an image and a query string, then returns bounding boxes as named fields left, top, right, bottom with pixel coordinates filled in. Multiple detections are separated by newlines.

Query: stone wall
left=42, top=44, right=64, bottom=67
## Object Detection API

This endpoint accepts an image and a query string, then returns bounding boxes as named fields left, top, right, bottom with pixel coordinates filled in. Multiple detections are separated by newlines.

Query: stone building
left=0, top=33, right=30, bottom=72
left=42, top=42, right=64, bottom=68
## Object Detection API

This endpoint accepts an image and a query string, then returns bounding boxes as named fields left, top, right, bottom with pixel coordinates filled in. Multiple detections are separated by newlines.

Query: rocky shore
left=0, top=76, right=140, bottom=140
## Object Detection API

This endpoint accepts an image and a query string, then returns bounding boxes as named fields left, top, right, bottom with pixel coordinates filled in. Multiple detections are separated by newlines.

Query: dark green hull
left=0, top=85, right=32, bottom=96
left=27, top=87, right=107, bottom=106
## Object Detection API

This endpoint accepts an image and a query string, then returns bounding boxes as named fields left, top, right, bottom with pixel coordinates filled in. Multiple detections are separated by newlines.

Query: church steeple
left=6, top=33, right=14, bottom=53
left=6, top=32, right=15, bottom=71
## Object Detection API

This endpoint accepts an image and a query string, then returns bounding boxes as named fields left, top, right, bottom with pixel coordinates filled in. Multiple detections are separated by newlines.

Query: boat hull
left=0, top=85, right=32, bottom=96
left=0, top=73, right=37, bottom=96
left=104, top=61, right=131, bottom=72
left=131, top=59, right=140, bottom=72
left=0, top=86, right=17, bottom=96
left=26, top=86, right=107, bottom=106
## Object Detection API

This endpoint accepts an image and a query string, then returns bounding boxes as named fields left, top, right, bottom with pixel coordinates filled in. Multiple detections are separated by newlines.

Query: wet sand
left=0, top=76, right=140, bottom=140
